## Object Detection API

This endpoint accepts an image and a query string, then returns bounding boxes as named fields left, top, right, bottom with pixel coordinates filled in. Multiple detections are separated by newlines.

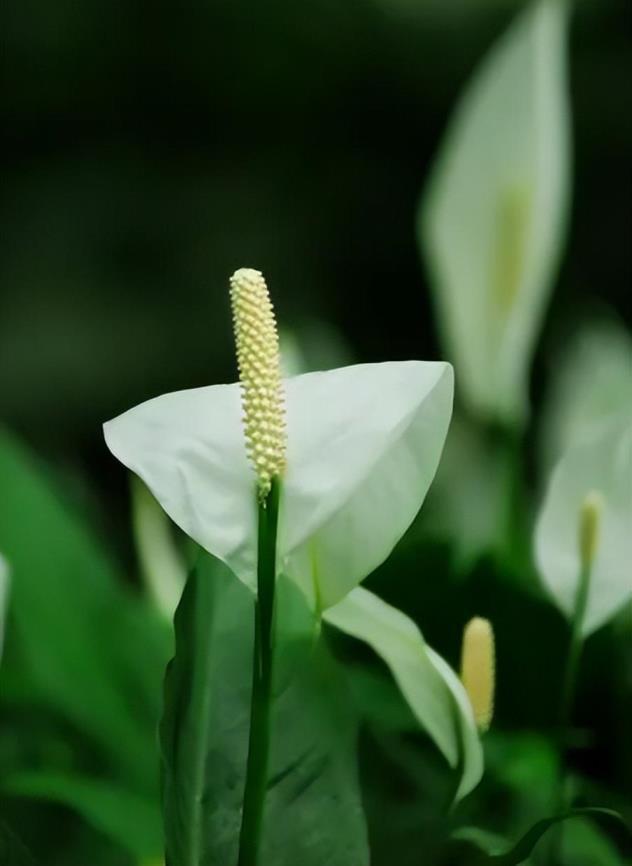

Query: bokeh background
left=2, top=0, right=631, bottom=863
left=3, top=0, right=630, bottom=462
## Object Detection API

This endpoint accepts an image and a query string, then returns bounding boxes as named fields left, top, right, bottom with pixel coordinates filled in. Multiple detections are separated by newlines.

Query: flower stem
left=237, top=479, right=280, bottom=866
left=550, top=560, right=592, bottom=864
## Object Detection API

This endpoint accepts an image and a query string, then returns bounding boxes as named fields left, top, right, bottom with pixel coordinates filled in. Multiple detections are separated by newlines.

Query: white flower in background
left=540, top=318, right=632, bottom=471
left=420, top=0, right=571, bottom=427
left=535, top=417, right=632, bottom=636
left=104, top=276, right=454, bottom=611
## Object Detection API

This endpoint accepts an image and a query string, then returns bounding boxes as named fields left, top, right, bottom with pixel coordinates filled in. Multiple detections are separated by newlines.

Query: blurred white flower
left=420, top=0, right=571, bottom=427
left=535, top=417, right=632, bottom=635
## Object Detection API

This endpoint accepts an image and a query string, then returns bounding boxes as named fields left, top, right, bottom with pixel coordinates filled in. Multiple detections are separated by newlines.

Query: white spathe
left=324, top=586, right=483, bottom=800
left=104, top=361, right=453, bottom=608
left=535, top=417, right=632, bottom=636
left=420, top=0, right=570, bottom=426
left=539, top=319, right=632, bottom=471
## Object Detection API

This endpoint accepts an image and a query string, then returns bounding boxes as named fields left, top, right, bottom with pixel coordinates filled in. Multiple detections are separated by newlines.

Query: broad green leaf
left=105, top=360, right=453, bottom=608
left=161, top=553, right=369, bottom=866
left=540, top=318, right=632, bottom=471
left=323, top=586, right=483, bottom=799
left=0, top=428, right=170, bottom=794
left=535, top=417, right=632, bottom=635
left=420, top=0, right=570, bottom=426
left=4, top=773, right=161, bottom=860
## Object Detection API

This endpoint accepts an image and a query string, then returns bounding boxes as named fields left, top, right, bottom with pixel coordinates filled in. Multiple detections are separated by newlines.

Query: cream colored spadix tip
left=460, top=617, right=495, bottom=733
left=229, top=268, right=286, bottom=499
left=579, top=490, right=604, bottom=571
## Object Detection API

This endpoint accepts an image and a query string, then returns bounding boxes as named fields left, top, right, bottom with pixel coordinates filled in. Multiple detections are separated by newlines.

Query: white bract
left=540, top=319, right=632, bottom=471
left=104, top=361, right=453, bottom=609
left=420, top=0, right=570, bottom=426
left=324, top=587, right=483, bottom=799
left=535, top=417, right=632, bottom=636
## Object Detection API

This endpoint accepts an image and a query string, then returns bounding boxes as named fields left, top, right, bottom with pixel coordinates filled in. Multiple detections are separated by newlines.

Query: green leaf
left=323, top=586, right=483, bottom=799
left=161, top=553, right=369, bottom=866
left=481, top=808, right=629, bottom=865
left=0, top=428, right=170, bottom=794
left=104, top=360, right=453, bottom=608
left=4, top=772, right=161, bottom=860
left=420, top=0, right=570, bottom=426
left=535, top=417, right=632, bottom=635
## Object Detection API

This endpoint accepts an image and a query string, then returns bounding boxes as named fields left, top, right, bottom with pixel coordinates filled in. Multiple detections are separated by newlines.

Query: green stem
left=550, top=560, right=592, bottom=864
left=558, top=563, right=591, bottom=741
left=237, top=479, right=280, bottom=866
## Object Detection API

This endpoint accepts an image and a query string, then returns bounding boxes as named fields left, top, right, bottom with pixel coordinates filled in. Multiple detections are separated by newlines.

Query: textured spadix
left=104, top=361, right=453, bottom=608
left=230, top=268, right=286, bottom=499
left=460, top=617, right=495, bottom=733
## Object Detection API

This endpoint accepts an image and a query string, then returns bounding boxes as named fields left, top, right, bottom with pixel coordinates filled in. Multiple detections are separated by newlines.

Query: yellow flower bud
left=230, top=268, right=287, bottom=499
left=460, top=616, right=495, bottom=733
left=578, top=490, right=604, bottom=572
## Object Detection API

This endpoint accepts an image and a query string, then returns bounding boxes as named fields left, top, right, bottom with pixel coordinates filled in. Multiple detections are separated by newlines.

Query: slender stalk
left=549, top=560, right=592, bottom=864
left=237, top=479, right=280, bottom=866
left=558, top=563, right=591, bottom=743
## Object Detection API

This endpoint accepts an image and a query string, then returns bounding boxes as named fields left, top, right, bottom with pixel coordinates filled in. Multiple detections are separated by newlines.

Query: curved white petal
left=539, top=319, right=632, bottom=472
left=420, top=0, right=570, bottom=426
left=324, top=587, right=483, bottom=800
left=104, top=383, right=259, bottom=591
left=281, top=361, right=453, bottom=607
left=104, top=361, right=453, bottom=604
left=535, top=417, right=632, bottom=636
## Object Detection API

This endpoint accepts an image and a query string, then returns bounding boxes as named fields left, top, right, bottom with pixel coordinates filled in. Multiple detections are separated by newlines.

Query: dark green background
left=3, top=0, right=630, bottom=460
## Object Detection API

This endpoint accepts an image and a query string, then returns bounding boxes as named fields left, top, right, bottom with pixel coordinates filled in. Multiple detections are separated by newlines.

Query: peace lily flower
left=104, top=268, right=454, bottom=611
left=540, top=318, right=632, bottom=472
left=535, top=415, right=632, bottom=636
left=104, top=269, right=485, bottom=803
left=419, top=0, right=570, bottom=427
